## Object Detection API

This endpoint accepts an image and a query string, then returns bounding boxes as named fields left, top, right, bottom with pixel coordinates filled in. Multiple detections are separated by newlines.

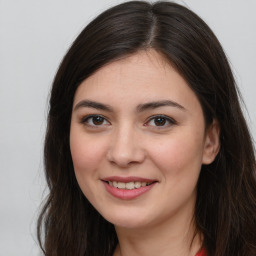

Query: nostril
left=107, top=150, right=145, bottom=167
left=106, top=142, right=146, bottom=166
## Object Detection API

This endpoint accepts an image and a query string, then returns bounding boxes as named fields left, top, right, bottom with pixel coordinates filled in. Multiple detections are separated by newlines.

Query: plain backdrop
left=0, top=0, right=255, bottom=255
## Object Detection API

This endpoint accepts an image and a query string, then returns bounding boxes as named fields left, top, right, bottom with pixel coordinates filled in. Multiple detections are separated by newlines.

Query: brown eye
left=146, top=115, right=176, bottom=128
left=154, top=117, right=167, bottom=126
left=92, top=116, right=104, bottom=125
left=82, top=115, right=110, bottom=127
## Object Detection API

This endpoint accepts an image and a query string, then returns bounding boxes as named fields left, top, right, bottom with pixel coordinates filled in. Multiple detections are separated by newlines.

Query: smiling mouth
left=105, top=181, right=155, bottom=190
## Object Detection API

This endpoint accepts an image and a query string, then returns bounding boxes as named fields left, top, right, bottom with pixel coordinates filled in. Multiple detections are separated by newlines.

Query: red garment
left=195, top=248, right=207, bottom=256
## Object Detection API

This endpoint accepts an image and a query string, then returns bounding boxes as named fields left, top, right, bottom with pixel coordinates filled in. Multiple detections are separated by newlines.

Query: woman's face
left=70, top=50, right=219, bottom=229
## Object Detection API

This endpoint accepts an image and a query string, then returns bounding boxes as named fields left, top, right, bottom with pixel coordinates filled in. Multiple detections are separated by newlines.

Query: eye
left=146, top=115, right=176, bottom=128
left=81, top=115, right=110, bottom=127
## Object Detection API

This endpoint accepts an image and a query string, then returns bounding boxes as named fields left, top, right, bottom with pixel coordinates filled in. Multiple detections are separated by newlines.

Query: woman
left=37, top=1, right=256, bottom=255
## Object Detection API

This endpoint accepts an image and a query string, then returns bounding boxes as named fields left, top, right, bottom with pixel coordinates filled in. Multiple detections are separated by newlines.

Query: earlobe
left=202, top=119, right=220, bottom=165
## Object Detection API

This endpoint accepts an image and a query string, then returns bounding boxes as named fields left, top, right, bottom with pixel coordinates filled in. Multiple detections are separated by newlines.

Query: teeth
left=134, top=181, right=141, bottom=188
left=118, top=182, right=126, bottom=189
left=125, top=182, right=134, bottom=190
left=108, top=181, right=152, bottom=189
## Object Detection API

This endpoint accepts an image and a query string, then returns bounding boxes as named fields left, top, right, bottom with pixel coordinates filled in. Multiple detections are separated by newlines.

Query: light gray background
left=0, top=0, right=255, bottom=255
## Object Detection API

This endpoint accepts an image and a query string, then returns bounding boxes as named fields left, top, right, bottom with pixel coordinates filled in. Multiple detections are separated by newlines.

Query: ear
left=202, top=119, right=220, bottom=165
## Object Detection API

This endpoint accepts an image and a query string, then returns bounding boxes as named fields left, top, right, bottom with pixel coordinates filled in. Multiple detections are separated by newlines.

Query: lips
left=102, top=176, right=157, bottom=200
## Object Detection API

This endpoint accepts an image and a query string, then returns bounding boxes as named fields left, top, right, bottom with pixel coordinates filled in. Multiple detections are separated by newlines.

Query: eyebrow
left=74, top=100, right=114, bottom=112
left=136, top=100, right=186, bottom=112
left=73, top=99, right=186, bottom=112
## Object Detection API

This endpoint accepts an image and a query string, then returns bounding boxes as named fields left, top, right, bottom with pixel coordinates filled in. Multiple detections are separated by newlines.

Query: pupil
left=154, top=117, right=166, bottom=126
left=93, top=116, right=104, bottom=125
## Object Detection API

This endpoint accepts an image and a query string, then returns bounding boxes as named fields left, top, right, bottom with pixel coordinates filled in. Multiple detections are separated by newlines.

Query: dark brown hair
left=38, top=1, right=256, bottom=255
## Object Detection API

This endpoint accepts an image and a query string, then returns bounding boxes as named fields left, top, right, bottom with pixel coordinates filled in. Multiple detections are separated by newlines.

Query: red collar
left=195, top=248, right=207, bottom=256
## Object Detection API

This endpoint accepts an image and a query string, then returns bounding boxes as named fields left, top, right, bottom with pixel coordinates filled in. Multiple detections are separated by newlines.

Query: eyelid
left=79, top=114, right=176, bottom=129
left=145, top=115, right=177, bottom=128
left=80, top=114, right=111, bottom=127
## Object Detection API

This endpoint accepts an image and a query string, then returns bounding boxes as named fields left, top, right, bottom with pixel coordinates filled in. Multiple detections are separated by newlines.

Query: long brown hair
left=38, top=1, right=256, bottom=255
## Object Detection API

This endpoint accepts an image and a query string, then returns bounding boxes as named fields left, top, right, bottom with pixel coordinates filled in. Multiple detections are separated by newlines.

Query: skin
left=70, top=50, right=220, bottom=256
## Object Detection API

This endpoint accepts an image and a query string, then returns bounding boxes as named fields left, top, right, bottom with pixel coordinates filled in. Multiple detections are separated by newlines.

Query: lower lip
left=103, top=182, right=156, bottom=200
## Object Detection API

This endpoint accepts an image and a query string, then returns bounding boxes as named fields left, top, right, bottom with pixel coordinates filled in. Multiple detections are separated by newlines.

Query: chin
left=102, top=210, right=154, bottom=229
left=112, top=218, right=148, bottom=229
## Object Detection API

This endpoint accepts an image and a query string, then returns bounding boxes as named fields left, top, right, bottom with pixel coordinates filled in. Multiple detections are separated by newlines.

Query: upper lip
left=102, top=176, right=157, bottom=183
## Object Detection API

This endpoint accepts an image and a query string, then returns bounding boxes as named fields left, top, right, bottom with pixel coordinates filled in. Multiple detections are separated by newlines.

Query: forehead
left=73, top=50, right=200, bottom=113
left=82, top=50, right=170, bottom=88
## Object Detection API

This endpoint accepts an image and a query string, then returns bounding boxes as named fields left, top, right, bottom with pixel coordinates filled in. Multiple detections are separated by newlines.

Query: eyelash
left=80, top=114, right=177, bottom=128
left=145, top=115, right=177, bottom=128
left=81, top=115, right=110, bottom=128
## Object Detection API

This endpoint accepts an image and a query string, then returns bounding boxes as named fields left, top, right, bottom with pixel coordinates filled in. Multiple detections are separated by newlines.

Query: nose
left=107, top=125, right=146, bottom=168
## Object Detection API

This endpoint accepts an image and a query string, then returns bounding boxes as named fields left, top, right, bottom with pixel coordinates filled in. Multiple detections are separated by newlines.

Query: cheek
left=70, top=129, right=107, bottom=175
left=149, top=131, right=205, bottom=178
left=69, top=130, right=109, bottom=202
